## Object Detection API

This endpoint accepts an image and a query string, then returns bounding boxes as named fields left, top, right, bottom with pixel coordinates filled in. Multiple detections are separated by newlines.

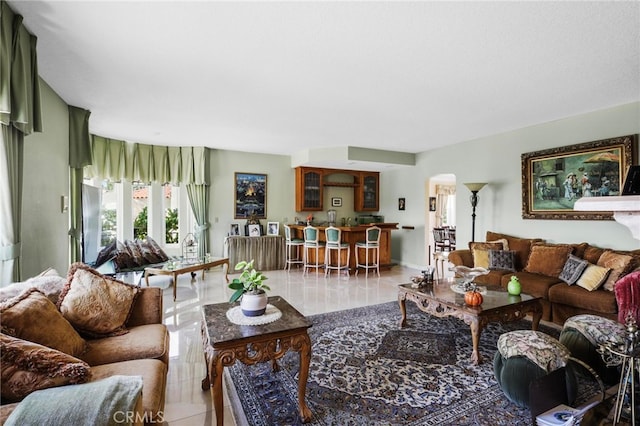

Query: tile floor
left=159, top=263, right=427, bottom=425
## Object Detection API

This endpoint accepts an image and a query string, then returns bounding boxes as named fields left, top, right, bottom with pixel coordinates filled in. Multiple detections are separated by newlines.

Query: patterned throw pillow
left=0, top=333, right=91, bottom=403
left=0, top=288, right=86, bottom=357
left=559, top=254, right=589, bottom=285
left=576, top=263, right=611, bottom=291
left=58, top=263, right=139, bottom=337
left=488, top=250, right=516, bottom=271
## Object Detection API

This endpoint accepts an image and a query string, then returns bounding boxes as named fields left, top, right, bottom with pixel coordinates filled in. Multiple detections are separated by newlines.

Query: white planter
left=241, top=292, right=268, bottom=316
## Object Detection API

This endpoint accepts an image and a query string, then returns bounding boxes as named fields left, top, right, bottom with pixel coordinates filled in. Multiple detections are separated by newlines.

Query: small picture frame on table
left=229, top=223, right=240, bottom=236
left=247, top=224, right=262, bottom=237
left=267, top=222, right=279, bottom=236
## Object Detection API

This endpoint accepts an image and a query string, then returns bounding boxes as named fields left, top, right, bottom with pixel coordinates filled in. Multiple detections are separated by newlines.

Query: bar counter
left=288, top=223, right=398, bottom=271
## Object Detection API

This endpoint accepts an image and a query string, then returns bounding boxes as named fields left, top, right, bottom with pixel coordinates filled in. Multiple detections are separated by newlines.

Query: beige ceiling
left=9, top=1, right=640, bottom=167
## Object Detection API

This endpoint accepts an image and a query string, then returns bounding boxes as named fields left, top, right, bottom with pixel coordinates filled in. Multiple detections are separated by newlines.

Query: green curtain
left=0, top=1, right=42, bottom=282
left=0, top=125, right=23, bottom=283
left=186, top=184, right=210, bottom=259
left=86, top=136, right=207, bottom=185
left=68, top=106, right=92, bottom=263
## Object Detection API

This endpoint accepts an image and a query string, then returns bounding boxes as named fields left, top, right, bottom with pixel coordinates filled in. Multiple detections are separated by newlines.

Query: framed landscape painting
left=234, top=172, right=267, bottom=219
left=521, top=134, right=636, bottom=220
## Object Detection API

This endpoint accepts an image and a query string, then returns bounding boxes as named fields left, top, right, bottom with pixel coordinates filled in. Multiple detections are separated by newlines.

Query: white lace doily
left=226, top=304, right=282, bottom=325
left=450, top=284, right=488, bottom=295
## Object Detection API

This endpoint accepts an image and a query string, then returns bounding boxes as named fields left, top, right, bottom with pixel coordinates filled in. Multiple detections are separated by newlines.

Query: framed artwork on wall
left=234, top=172, right=267, bottom=219
left=398, top=198, right=405, bottom=211
left=521, top=134, right=636, bottom=220
left=429, top=197, right=436, bottom=212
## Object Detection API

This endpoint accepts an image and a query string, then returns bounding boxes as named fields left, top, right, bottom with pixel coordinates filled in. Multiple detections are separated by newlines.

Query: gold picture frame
left=521, top=134, right=636, bottom=220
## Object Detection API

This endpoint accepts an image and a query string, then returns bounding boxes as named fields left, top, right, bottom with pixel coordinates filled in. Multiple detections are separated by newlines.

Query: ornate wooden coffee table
left=144, top=257, right=229, bottom=301
left=398, top=278, right=542, bottom=365
left=200, top=296, right=313, bottom=425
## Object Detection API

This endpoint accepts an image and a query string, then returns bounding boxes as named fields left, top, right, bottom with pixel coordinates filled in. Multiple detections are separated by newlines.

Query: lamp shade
left=464, top=182, right=488, bottom=192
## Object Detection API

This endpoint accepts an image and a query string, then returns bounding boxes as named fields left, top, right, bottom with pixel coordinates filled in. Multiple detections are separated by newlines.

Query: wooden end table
left=144, top=257, right=229, bottom=301
left=398, top=279, right=542, bottom=365
left=200, top=296, right=313, bottom=425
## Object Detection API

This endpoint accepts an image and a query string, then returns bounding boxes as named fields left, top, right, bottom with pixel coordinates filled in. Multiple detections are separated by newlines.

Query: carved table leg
left=530, top=301, right=542, bottom=331
left=398, top=292, right=407, bottom=328
left=211, top=356, right=225, bottom=426
left=297, top=333, right=313, bottom=423
left=469, top=318, right=483, bottom=365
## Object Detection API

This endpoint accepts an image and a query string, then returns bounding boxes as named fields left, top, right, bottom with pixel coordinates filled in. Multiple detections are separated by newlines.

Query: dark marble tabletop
left=201, top=296, right=312, bottom=346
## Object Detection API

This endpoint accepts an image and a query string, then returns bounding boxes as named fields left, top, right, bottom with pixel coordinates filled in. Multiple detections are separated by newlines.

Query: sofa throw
left=4, top=375, right=142, bottom=426
left=614, top=270, right=640, bottom=325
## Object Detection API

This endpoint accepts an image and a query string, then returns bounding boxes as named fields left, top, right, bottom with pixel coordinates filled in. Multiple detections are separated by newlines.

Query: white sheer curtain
left=435, top=184, right=456, bottom=227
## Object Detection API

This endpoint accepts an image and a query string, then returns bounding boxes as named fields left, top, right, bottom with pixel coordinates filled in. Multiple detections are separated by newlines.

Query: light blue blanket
left=5, top=375, right=143, bottom=426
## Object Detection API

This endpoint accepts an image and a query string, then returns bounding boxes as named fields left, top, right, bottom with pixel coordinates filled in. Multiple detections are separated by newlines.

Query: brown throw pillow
left=469, top=241, right=506, bottom=269
left=486, top=231, right=543, bottom=270
left=598, top=250, right=635, bottom=291
left=0, top=333, right=91, bottom=403
left=58, top=263, right=139, bottom=338
left=524, top=244, right=573, bottom=278
left=0, top=288, right=86, bottom=357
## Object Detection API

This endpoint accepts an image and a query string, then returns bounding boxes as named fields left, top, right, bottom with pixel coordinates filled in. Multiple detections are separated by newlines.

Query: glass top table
left=398, top=278, right=543, bottom=365
left=144, top=257, right=229, bottom=301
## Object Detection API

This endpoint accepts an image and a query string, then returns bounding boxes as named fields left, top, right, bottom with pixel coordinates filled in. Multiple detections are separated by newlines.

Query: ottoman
left=493, top=330, right=576, bottom=408
left=559, top=314, right=625, bottom=385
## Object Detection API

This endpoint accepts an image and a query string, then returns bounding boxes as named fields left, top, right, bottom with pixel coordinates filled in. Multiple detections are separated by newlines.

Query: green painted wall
left=20, top=80, right=639, bottom=278
left=383, top=102, right=640, bottom=269
left=21, top=79, right=70, bottom=278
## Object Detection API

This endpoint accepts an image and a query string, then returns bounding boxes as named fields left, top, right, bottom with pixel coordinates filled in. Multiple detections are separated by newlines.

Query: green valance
left=0, top=1, right=42, bottom=134
left=86, top=135, right=208, bottom=185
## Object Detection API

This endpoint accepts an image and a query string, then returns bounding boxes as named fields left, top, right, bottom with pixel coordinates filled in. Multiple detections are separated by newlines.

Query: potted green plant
left=228, top=260, right=270, bottom=316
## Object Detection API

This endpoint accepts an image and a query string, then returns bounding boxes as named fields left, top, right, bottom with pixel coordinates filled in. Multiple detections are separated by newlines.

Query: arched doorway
left=426, top=174, right=456, bottom=275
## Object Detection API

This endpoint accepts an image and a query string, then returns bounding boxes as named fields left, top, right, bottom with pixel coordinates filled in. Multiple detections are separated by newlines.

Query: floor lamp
left=463, top=182, right=488, bottom=242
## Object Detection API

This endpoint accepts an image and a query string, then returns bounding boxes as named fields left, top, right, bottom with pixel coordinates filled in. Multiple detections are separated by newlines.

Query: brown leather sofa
left=0, top=271, right=169, bottom=425
left=448, top=231, right=640, bottom=325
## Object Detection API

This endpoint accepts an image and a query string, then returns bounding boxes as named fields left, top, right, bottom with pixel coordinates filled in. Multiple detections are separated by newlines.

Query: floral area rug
left=224, top=301, right=562, bottom=425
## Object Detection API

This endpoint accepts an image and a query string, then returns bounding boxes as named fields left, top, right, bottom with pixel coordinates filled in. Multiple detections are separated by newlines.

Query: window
left=100, top=180, right=118, bottom=248
left=132, top=182, right=149, bottom=240
left=164, top=184, right=179, bottom=244
left=83, top=178, right=194, bottom=259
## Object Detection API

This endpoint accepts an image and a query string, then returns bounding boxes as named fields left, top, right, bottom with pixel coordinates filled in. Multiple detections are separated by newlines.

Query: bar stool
left=283, top=224, right=304, bottom=271
left=355, top=226, right=381, bottom=277
left=324, top=226, right=350, bottom=276
left=303, top=226, right=325, bottom=275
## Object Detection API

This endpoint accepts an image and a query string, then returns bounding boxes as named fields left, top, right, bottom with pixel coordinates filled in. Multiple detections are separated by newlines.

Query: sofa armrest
left=448, top=249, right=473, bottom=268
left=127, top=287, right=163, bottom=327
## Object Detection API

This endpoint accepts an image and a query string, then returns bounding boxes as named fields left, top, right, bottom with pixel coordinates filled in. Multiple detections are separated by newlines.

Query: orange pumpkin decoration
left=464, top=290, right=483, bottom=306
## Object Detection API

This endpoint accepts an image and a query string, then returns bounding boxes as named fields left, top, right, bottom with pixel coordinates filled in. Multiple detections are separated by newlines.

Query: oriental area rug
left=224, top=301, right=562, bottom=425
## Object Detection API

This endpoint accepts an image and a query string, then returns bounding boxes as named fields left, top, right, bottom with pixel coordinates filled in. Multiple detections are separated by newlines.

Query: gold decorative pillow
left=576, top=264, right=611, bottom=291
left=524, top=244, right=573, bottom=278
left=0, top=333, right=91, bottom=402
left=597, top=250, right=636, bottom=291
left=58, top=263, right=139, bottom=337
left=0, top=288, right=86, bottom=357
left=469, top=240, right=507, bottom=269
